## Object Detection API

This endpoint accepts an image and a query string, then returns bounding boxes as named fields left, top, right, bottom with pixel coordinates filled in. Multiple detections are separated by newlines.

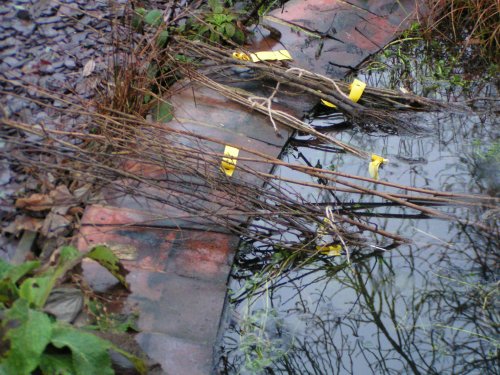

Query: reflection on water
left=218, top=48, right=499, bottom=374
left=220, top=219, right=498, bottom=374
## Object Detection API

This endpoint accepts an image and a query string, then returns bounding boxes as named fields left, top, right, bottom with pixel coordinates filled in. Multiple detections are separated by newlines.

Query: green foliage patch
left=0, top=246, right=146, bottom=375
left=182, top=0, right=245, bottom=44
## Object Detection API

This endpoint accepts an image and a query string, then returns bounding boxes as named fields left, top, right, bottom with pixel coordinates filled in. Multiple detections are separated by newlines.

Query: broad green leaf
left=197, top=25, right=210, bottom=36
left=135, top=7, right=146, bottom=16
left=224, top=22, right=236, bottom=38
left=18, top=248, right=81, bottom=309
left=0, top=258, right=12, bottom=279
left=174, top=54, right=192, bottom=63
left=144, top=9, right=162, bottom=27
left=0, top=260, right=41, bottom=304
left=50, top=325, right=114, bottom=375
left=147, top=62, right=158, bottom=79
left=156, top=30, right=169, bottom=48
left=19, top=276, right=53, bottom=308
left=86, top=246, right=129, bottom=289
left=19, top=246, right=85, bottom=309
left=211, top=13, right=226, bottom=26
left=176, top=23, right=186, bottom=33
left=1, top=299, right=52, bottom=375
left=0, top=259, right=40, bottom=284
left=208, top=0, right=223, bottom=14
left=131, top=7, right=146, bottom=31
left=210, top=31, right=220, bottom=43
left=0, top=280, right=18, bottom=305
left=50, top=246, right=84, bottom=283
left=233, top=28, right=245, bottom=44
left=132, top=15, right=143, bottom=30
left=154, top=102, right=173, bottom=123
left=39, top=353, right=75, bottom=375
left=58, top=246, right=80, bottom=266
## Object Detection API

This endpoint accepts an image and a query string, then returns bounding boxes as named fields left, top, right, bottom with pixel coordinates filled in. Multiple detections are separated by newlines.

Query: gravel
left=0, top=0, right=126, bottom=254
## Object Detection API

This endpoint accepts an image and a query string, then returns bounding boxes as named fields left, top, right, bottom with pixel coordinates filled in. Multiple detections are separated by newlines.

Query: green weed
left=186, top=0, right=245, bottom=44
left=0, top=246, right=146, bottom=374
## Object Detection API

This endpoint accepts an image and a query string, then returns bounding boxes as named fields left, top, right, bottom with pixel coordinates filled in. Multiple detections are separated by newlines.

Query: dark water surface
left=218, top=48, right=499, bottom=374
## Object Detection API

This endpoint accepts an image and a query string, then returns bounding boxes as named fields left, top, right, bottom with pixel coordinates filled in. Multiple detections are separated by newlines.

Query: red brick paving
left=76, top=1, right=421, bottom=373
left=262, top=0, right=420, bottom=78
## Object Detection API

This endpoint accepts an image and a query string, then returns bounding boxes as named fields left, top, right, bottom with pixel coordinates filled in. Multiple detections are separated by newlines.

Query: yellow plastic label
left=232, top=52, right=251, bottom=61
left=368, top=154, right=389, bottom=180
left=316, top=244, right=342, bottom=256
left=233, top=50, right=292, bottom=63
left=348, top=79, right=366, bottom=102
left=321, top=78, right=366, bottom=108
left=320, top=98, right=337, bottom=108
left=221, top=145, right=240, bottom=176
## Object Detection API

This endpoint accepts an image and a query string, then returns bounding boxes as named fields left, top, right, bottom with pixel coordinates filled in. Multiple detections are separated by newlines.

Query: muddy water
left=218, top=54, right=499, bottom=374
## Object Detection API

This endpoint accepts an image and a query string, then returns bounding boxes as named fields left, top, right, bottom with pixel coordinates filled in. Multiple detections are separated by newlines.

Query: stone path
left=77, top=79, right=293, bottom=374
left=1, top=0, right=421, bottom=373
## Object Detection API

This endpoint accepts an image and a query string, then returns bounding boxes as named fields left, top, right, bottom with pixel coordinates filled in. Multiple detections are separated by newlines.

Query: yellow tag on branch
left=368, top=154, right=389, bottom=180
left=316, top=244, right=342, bottom=256
left=348, top=79, right=366, bottom=102
left=232, top=50, right=292, bottom=63
left=320, top=98, right=337, bottom=108
left=221, top=145, right=239, bottom=177
left=321, top=78, right=366, bottom=108
left=232, top=52, right=251, bottom=61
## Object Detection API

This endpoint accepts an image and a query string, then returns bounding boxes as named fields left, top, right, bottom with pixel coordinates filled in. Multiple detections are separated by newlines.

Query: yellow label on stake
left=320, top=98, right=337, bottom=108
left=221, top=145, right=239, bottom=177
left=321, top=78, right=366, bottom=108
left=368, top=154, right=389, bottom=180
left=316, top=244, right=342, bottom=256
left=348, top=79, right=366, bottom=102
left=251, top=50, right=292, bottom=62
left=232, top=52, right=251, bottom=61
left=232, top=50, right=292, bottom=63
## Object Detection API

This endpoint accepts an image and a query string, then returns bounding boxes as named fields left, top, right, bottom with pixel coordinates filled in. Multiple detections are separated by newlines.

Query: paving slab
left=262, top=0, right=420, bottom=78
left=99, top=179, right=253, bottom=231
left=169, top=83, right=290, bottom=147
left=79, top=220, right=238, bottom=364
left=136, top=332, right=213, bottom=375
left=79, top=220, right=237, bottom=281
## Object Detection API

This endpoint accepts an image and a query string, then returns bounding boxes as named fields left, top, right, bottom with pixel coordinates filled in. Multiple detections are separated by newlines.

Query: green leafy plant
left=190, top=0, right=245, bottom=44
left=0, top=246, right=146, bottom=375
left=132, top=7, right=169, bottom=48
left=238, top=299, right=288, bottom=373
left=86, top=298, right=139, bottom=334
left=472, top=140, right=500, bottom=163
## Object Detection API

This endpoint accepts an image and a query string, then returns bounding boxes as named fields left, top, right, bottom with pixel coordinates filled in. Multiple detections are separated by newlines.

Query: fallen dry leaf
left=14, top=215, right=44, bottom=233
left=73, top=183, right=92, bottom=200
left=16, top=193, right=54, bottom=211
left=68, top=206, right=84, bottom=216
left=82, top=58, right=95, bottom=77
left=41, top=211, right=73, bottom=238
left=49, top=185, right=75, bottom=215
